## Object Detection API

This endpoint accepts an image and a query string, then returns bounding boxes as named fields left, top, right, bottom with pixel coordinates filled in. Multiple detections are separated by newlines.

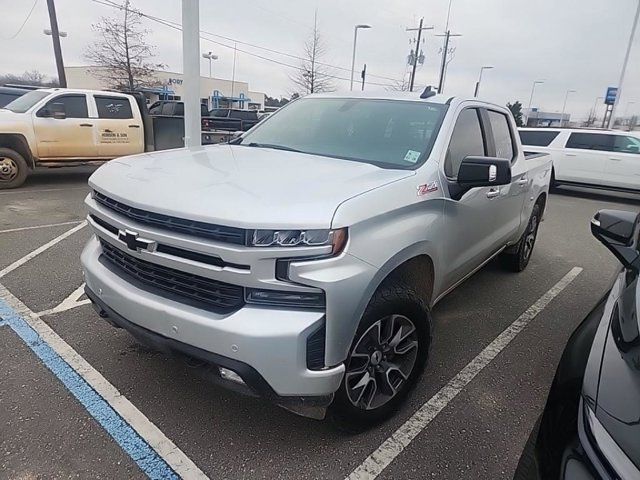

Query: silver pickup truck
left=82, top=91, right=551, bottom=429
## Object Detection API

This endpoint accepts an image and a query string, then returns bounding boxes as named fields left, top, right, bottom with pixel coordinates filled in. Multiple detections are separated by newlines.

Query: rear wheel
left=0, top=148, right=28, bottom=190
left=503, top=203, right=541, bottom=272
left=330, top=280, right=432, bottom=431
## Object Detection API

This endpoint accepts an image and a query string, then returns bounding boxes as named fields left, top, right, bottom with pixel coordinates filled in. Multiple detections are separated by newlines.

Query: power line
left=91, top=0, right=399, bottom=86
left=2, top=0, right=39, bottom=40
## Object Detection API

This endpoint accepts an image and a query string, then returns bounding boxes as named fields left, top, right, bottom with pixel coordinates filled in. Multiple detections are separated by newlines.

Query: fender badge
left=417, top=182, right=438, bottom=196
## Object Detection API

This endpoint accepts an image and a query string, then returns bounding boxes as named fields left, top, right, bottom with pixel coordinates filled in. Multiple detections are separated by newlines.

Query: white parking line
left=0, top=283, right=208, bottom=479
left=37, top=283, right=91, bottom=317
left=346, top=266, right=583, bottom=480
left=0, top=220, right=83, bottom=235
left=0, top=221, right=87, bottom=279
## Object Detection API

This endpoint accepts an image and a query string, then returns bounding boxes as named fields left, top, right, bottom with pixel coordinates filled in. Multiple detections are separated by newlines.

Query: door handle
left=565, top=153, right=577, bottom=157
left=608, top=157, right=622, bottom=162
left=79, top=123, right=93, bottom=127
left=128, top=124, right=140, bottom=128
left=104, top=129, right=113, bottom=133
left=516, top=178, right=529, bottom=186
left=486, top=188, right=500, bottom=199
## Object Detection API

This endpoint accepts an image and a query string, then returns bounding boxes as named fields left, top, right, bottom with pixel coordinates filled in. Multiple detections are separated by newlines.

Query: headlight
left=250, top=228, right=348, bottom=254
left=583, top=402, right=639, bottom=479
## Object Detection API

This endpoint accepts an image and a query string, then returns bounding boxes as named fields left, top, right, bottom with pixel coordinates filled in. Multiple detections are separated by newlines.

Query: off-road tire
left=329, top=279, right=432, bottom=432
left=503, top=203, right=542, bottom=272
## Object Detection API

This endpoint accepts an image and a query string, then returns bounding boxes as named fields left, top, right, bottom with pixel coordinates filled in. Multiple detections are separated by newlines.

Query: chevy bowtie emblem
left=118, top=229, right=156, bottom=252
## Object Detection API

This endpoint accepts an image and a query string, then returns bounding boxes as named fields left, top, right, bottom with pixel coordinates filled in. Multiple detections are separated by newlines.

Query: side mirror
left=50, top=102, right=66, bottom=119
left=591, top=209, right=640, bottom=271
left=457, top=156, right=511, bottom=188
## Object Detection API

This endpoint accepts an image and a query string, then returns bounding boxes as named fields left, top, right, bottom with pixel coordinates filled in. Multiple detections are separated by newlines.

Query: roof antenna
left=420, top=86, right=437, bottom=99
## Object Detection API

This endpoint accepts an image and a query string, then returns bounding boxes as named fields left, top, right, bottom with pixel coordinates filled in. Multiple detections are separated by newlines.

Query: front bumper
left=81, top=237, right=345, bottom=402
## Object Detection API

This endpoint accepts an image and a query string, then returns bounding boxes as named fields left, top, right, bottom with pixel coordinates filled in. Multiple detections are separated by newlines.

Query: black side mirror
left=457, top=156, right=512, bottom=188
left=591, top=209, right=640, bottom=271
left=50, top=102, right=66, bottom=119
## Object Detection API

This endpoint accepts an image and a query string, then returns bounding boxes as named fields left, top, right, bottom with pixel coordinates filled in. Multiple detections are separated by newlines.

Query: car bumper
left=81, top=237, right=345, bottom=406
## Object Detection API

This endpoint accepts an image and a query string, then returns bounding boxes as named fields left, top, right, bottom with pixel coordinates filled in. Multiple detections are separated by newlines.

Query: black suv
left=516, top=209, right=640, bottom=479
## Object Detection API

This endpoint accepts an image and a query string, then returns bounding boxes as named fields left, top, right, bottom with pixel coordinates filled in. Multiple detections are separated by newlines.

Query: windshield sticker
left=404, top=150, right=421, bottom=163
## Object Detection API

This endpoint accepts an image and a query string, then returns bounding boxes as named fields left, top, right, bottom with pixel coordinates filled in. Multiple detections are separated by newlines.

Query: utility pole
left=609, top=0, right=640, bottom=128
left=405, top=18, right=433, bottom=92
left=361, top=64, right=366, bottom=91
left=436, top=31, right=462, bottom=93
left=182, top=0, right=201, bottom=148
left=46, top=0, right=67, bottom=87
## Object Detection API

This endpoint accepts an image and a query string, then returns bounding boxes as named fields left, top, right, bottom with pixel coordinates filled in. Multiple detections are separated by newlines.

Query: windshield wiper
left=245, top=142, right=302, bottom=153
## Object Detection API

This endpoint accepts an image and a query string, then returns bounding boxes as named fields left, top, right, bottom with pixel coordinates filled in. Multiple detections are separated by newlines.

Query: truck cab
left=0, top=88, right=145, bottom=189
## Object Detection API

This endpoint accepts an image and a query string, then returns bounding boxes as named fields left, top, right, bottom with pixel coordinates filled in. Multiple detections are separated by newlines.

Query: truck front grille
left=93, top=191, right=248, bottom=245
left=100, top=240, right=245, bottom=313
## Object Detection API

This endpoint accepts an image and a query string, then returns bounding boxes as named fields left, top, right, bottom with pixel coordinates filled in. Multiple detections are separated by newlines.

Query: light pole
left=43, top=29, right=67, bottom=37
left=350, top=24, right=371, bottom=91
left=45, top=0, right=67, bottom=87
left=473, top=66, right=493, bottom=97
left=624, top=101, right=636, bottom=117
left=526, top=80, right=544, bottom=126
left=560, top=89, right=576, bottom=127
left=609, top=0, right=640, bottom=127
left=202, top=52, right=218, bottom=78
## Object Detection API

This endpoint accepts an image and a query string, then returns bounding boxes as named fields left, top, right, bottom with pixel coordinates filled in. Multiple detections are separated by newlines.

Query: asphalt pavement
left=1, top=166, right=638, bottom=479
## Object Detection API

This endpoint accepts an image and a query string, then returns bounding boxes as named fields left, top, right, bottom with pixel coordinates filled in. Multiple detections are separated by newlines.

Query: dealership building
left=64, top=66, right=266, bottom=111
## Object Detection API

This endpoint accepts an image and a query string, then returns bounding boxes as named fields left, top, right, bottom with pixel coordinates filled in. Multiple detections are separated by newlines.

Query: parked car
left=148, top=100, right=210, bottom=118
left=519, top=128, right=640, bottom=193
left=0, top=88, right=212, bottom=189
left=210, top=108, right=260, bottom=131
left=0, top=86, right=31, bottom=108
left=82, top=91, right=551, bottom=429
left=515, top=209, right=640, bottom=480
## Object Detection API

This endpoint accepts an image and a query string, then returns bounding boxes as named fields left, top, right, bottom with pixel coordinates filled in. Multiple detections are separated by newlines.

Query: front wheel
left=330, top=280, right=432, bottom=431
left=0, top=148, right=28, bottom=190
left=503, top=203, right=541, bottom=272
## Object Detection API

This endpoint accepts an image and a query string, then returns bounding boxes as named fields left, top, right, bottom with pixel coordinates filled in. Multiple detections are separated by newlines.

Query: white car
left=519, top=128, right=640, bottom=193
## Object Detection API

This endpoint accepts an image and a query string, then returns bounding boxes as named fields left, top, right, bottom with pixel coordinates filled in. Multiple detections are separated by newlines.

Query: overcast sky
left=2, top=0, right=639, bottom=121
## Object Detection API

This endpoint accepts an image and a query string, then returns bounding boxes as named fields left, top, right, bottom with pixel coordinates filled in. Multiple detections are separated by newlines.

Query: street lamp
left=202, top=51, right=218, bottom=78
left=560, top=89, right=576, bottom=127
left=350, top=24, right=371, bottom=91
left=526, top=80, right=545, bottom=126
left=473, top=65, right=493, bottom=97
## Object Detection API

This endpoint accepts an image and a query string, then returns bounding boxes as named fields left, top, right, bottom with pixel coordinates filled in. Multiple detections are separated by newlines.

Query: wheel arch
left=0, top=134, right=34, bottom=169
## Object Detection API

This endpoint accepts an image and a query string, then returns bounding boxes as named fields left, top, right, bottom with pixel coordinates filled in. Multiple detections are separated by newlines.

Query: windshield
left=238, top=97, right=447, bottom=169
left=3, top=90, right=50, bottom=113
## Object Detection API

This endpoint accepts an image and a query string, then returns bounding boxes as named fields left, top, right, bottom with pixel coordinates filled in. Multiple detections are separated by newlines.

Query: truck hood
left=0, top=109, right=27, bottom=126
left=89, top=144, right=414, bottom=229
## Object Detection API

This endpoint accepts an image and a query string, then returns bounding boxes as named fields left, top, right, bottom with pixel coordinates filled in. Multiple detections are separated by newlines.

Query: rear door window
left=613, top=135, right=640, bottom=155
left=519, top=130, right=560, bottom=147
left=487, top=110, right=516, bottom=161
left=566, top=133, right=614, bottom=152
left=38, top=94, right=89, bottom=118
left=95, top=96, right=133, bottom=119
left=445, top=108, right=486, bottom=178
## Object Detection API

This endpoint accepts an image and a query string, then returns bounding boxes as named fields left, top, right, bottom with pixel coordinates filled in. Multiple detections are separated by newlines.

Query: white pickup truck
left=82, top=90, right=552, bottom=428
left=0, top=88, right=147, bottom=189
left=0, top=88, right=222, bottom=189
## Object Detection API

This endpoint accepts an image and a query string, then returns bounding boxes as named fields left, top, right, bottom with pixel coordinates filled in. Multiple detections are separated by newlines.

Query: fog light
left=245, top=288, right=325, bottom=309
left=219, top=367, right=244, bottom=385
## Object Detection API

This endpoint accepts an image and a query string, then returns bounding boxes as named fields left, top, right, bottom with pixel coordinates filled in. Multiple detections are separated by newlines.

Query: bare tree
left=290, top=12, right=334, bottom=95
left=0, top=70, right=58, bottom=87
left=84, top=0, right=164, bottom=91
